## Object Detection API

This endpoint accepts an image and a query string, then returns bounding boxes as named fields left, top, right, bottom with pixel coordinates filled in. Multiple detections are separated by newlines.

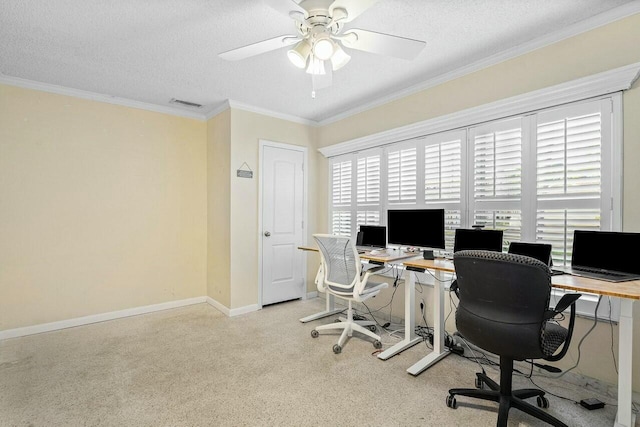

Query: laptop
left=356, top=225, right=386, bottom=253
left=557, top=230, right=640, bottom=282
left=508, top=242, right=565, bottom=276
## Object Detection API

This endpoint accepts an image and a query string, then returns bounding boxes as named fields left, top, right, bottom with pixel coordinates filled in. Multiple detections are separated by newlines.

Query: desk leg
left=407, top=270, right=450, bottom=376
left=299, top=293, right=343, bottom=323
left=377, top=269, right=421, bottom=360
left=614, top=299, right=635, bottom=427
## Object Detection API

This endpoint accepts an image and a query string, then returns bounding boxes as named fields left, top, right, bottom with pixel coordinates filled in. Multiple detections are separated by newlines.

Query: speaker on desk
left=356, top=231, right=364, bottom=246
left=423, top=250, right=434, bottom=260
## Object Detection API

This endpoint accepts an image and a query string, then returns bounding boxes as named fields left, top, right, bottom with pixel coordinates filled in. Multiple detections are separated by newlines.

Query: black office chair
left=447, top=250, right=581, bottom=427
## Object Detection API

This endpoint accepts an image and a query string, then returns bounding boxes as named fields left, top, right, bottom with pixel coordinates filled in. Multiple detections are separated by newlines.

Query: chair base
left=312, top=300, right=382, bottom=354
left=447, top=358, right=567, bottom=427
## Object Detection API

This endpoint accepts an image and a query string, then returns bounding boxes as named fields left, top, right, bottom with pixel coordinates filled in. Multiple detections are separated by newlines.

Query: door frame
left=258, top=139, right=308, bottom=309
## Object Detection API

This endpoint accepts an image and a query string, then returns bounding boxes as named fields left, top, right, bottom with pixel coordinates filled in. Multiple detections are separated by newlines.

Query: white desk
left=383, top=257, right=639, bottom=427
left=376, top=258, right=455, bottom=377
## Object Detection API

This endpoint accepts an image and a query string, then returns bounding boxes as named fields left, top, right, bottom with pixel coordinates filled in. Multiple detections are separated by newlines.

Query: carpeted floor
left=0, top=298, right=630, bottom=426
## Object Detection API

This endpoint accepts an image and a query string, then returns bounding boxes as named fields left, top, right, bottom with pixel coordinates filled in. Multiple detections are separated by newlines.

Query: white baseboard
left=305, top=291, right=318, bottom=299
left=205, top=297, right=259, bottom=317
left=0, top=296, right=207, bottom=340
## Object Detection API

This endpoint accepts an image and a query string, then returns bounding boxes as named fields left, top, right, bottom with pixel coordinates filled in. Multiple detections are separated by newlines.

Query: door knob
left=264, top=231, right=271, bottom=237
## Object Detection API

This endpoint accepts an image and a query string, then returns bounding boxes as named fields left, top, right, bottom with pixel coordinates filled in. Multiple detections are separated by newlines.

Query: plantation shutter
left=356, top=151, right=381, bottom=227
left=425, top=139, right=461, bottom=202
left=332, top=159, right=352, bottom=207
left=424, top=131, right=464, bottom=251
left=535, top=100, right=606, bottom=266
left=330, top=157, right=353, bottom=236
left=470, top=118, right=523, bottom=247
left=387, top=145, right=417, bottom=204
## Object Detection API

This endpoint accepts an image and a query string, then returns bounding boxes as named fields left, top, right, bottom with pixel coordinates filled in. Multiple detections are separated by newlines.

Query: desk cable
left=549, top=295, right=602, bottom=380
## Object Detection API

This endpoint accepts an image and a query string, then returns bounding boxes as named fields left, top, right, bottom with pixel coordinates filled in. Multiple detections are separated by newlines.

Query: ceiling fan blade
left=263, top=0, right=307, bottom=17
left=330, top=0, right=378, bottom=22
left=219, top=35, right=299, bottom=61
left=341, top=28, right=425, bottom=60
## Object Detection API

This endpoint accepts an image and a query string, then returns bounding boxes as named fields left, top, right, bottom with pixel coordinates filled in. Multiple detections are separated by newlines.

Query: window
left=330, top=157, right=352, bottom=236
left=327, top=95, right=620, bottom=319
left=387, top=144, right=417, bottom=204
left=424, top=131, right=464, bottom=250
left=535, top=100, right=610, bottom=267
left=356, top=150, right=382, bottom=228
left=470, top=118, right=523, bottom=251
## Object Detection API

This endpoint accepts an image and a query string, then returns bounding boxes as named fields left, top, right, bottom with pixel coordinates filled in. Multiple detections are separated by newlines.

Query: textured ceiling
left=0, top=0, right=637, bottom=123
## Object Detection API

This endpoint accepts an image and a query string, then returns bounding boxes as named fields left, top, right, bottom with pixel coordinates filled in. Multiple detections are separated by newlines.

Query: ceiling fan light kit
left=287, top=39, right=312, bottom=68
left=330, top=44, right=351, bottom=70
left=306, top=56, right=326, bottom=75
left=219, top=0, right=426, bottom=96
left=311, top=33, right=335, bottom=60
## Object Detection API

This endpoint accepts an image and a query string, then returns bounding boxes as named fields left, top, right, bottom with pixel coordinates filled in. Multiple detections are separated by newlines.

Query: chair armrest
left=361, top=266, right=386, bottom=285
left=314, top=265, right=326, bottom=292
left=544, top=293, right=582, bottom=320
left=544, top=293, right=581, bottom=362
left=449, top=280, right=459, bottom=298
left=364, top=265, right=386, bottom=275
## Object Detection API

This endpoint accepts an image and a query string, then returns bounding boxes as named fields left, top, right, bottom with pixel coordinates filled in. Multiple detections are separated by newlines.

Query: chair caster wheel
left=373, top=340, right=382, bottom=349
left=475, top=377, right=483, bottom=389
left=332, top=344, right=342, bottom=354
left=311, top=330, right=319, bottom=338
left=536, top=395, right=549, bottom=408
left=446, top=395, right=457, bottom=409
left=368, top=325, right=377, bottom=332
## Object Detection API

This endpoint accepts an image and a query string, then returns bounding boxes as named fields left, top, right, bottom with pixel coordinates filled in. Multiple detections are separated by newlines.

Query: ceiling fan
left=219, top=0, right=426, bottom=97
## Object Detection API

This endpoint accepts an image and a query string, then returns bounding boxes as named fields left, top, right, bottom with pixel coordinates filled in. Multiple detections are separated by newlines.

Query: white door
left=261, top=144, right=305, bottom=306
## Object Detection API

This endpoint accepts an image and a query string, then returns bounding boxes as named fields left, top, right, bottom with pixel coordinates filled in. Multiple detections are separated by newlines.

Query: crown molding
left=2, top=3, right=638, bottom=128
left=318, top=2, right=640, bottom=126
left=204, top=100, right=232, bottom=120
left=226, top=99, right=318, bottom=126
left=0, top=74, right=208, bottom=121
left=319, top=61, right=640, bottom=158
left=0, top=73, right=317, bottom=126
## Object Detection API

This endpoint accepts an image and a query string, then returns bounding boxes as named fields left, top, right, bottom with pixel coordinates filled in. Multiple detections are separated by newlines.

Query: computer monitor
left=453, top=228, right=503, bottom=252
left=508, top=241, right=552, bottom=265
left=357, top=225, right=386, bottom=248
left=386, top=209, right=445, bottom=249
left=571, top=230, right=640, bottom=274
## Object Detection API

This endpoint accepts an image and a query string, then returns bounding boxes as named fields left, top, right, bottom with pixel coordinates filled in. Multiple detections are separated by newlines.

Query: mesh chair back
left=453, top=250, right=552, bottom=360
left=313, top=234, right=360, bottom=293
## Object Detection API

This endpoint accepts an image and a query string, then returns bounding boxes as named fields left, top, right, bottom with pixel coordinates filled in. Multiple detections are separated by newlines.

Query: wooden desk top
left=402, top=257, right=640, bottom=300
left=298, top=245, right=419, bottom=263
left=403, top=257, right=456, bottom=273
left=551, top=274, right=640, bottom=300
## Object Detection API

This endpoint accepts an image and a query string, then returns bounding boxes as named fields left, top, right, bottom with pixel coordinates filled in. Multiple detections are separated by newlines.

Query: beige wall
left=316, top=13, right=640, bottom=391
left=0, top=85, right=208, bottom=330
left=228, top=109, right=318, bottom=308
left=319, top=14, right=640, bottom=147
left=206, top=110, right=231, bottom=307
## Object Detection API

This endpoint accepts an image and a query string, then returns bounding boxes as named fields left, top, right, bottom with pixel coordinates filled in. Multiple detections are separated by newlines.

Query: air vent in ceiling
left=169, top=98, right=203, bottom=108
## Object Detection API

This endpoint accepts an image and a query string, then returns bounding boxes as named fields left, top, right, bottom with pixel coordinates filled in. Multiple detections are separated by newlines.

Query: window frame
left=326, top=93, right=623, bottom=321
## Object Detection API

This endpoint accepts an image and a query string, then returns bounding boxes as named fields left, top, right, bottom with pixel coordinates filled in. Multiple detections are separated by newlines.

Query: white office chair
left=311, top=234, right=389, bottom=354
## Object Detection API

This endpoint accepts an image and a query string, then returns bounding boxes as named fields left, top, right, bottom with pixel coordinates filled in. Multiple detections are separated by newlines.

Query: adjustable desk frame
left=377, top=258, right=455, bottom=377
left=388, top=258, right=639, bottom=427
left=299, top=247, right=638, bottom=427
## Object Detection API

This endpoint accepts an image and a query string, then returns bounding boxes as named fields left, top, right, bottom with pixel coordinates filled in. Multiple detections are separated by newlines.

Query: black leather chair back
left=454, top=250, right=552, bottom=361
